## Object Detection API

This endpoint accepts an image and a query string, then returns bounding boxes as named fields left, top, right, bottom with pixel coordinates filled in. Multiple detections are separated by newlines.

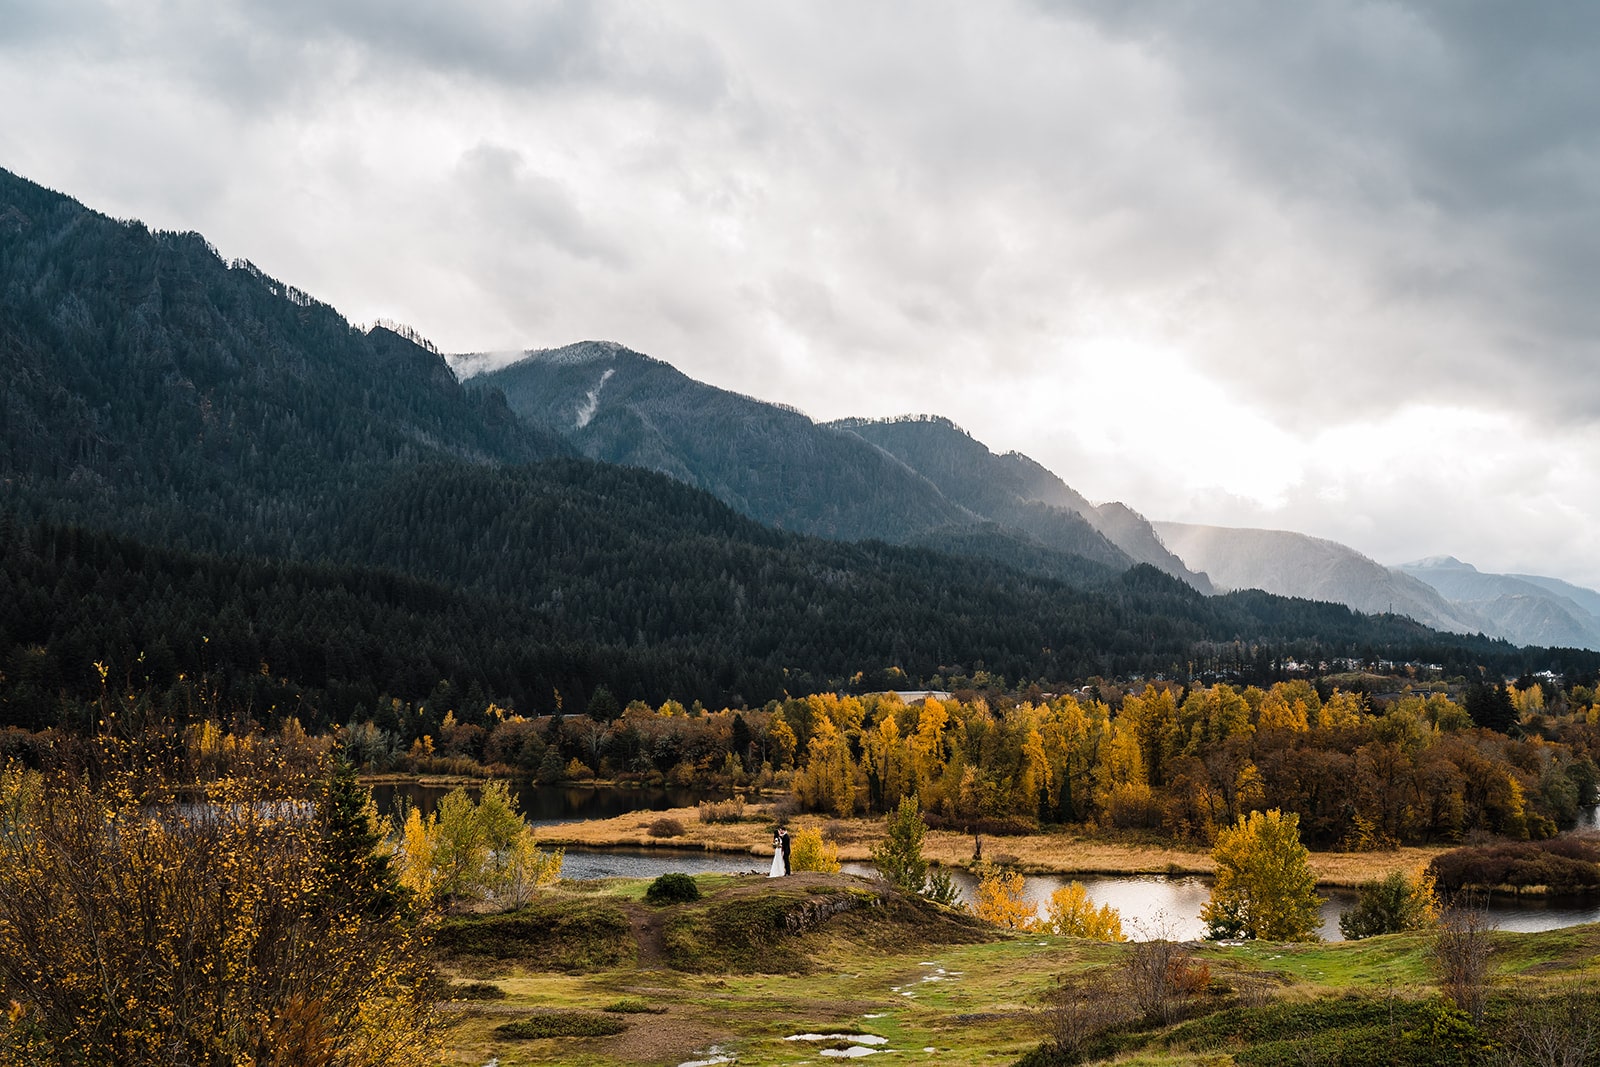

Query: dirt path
left=624, top=903, right=668, bottom=969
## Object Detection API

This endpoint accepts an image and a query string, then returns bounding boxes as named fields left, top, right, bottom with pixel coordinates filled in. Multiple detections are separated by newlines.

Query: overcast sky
left=5, top=1, right=1598, bottom=588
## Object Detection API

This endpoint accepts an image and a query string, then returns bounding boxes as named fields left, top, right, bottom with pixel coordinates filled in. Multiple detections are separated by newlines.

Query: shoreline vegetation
left=519, top=796, right=1454, bottom=889
left=362, top=774, right=1600, bottom=892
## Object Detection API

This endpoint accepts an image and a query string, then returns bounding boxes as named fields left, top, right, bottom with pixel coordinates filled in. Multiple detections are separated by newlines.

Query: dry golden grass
left=535, top=803, right=1449, bottom=886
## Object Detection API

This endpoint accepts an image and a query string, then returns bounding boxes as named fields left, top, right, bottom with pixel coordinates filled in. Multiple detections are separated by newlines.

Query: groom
left=778, top=828, right=792, bottom=875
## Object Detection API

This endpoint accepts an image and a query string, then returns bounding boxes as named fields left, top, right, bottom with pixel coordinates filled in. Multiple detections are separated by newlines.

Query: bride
left=769, top=831, right=785, bottom=877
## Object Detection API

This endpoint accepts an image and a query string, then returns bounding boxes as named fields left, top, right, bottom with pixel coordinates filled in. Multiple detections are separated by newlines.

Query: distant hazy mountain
left=1152, top=523, right=1487, bottom=635
left=1398, top=557, right=1600, bottom=651
left=834, top=416, right=1212, bottom=592
left=1508, top=573, right=1600, bottom=621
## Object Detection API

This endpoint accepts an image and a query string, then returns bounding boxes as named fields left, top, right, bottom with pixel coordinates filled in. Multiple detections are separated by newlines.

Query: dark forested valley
left=3, top=166, right=1598, bottom=733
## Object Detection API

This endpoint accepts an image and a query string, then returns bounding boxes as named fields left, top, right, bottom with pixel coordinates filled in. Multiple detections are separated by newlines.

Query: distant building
left=889, top=690, right=953, bottom=704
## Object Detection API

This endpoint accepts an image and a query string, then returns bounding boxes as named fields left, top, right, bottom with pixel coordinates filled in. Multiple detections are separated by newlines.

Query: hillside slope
left=0, top=168, right=566, bottom=555
left=1153, top=522, right=1488, bottom=635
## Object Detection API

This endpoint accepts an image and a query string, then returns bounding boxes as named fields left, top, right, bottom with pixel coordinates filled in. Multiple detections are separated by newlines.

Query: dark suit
left=780, top=830, right=792, bottom=875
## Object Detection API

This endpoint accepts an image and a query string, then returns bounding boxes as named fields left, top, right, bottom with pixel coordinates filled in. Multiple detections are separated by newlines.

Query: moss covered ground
left=433, top=873, right=1600, bottom=1067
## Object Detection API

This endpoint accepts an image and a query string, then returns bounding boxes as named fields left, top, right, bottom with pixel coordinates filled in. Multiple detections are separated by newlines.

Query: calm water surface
left=380, top=784, right=1600, bottom=941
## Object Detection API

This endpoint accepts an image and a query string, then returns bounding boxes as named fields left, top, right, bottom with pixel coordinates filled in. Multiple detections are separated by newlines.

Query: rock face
left=1152, top=523, right=1487, bottom=634
left=1398, top=557, right=1600, bottom=651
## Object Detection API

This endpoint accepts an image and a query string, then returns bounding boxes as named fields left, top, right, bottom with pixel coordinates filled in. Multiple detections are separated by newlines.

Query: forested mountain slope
left=4, top=167, right=1592, bottom=726
left=474, top=343, right=975, bottom=543
left=0, top=168, right=566, bottom=556
left=473, top=347, right=1201, bottom=587
left=835, top=415, right=1211, bottom=591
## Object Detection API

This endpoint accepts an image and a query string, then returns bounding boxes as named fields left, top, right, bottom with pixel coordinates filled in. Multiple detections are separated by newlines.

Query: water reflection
left=555, top=848, right=1600, bottom=942
left=370, top=784, right=1600, bottom=941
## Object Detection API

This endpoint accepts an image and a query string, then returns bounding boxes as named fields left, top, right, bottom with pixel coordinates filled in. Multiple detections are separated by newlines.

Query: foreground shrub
left=0, top=742, right=437, bottom=1066
left=1037, top=969, right=1130, bottom=1060
left=445, top=981, right=506, bottom=1000
left=602, top=997, right=667, bottom=1014
left=1339, top=868, right=1439, bottom=939
left=495, top=1012, right=626, bottom=1039
left=646, top=872, right=702, bottom=904
left=1432, top=899, right=1495, bottom=1022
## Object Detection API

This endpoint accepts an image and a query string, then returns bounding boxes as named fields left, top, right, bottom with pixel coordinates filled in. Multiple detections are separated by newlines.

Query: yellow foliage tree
left=395, top=781, right=562, bottom=907
left=794, top=716, right=858, bottom=817
left=789, top=824, right=841, bottom=873
left=1201, top=809, right=1323, bottom=941
left=973, top=862, right=1038, bottom=930
left=1043, top=882, right=1126, bottom=941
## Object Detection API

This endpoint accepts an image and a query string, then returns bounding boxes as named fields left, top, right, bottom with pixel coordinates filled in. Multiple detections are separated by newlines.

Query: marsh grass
left=537, top=806, right=1449, bottom=886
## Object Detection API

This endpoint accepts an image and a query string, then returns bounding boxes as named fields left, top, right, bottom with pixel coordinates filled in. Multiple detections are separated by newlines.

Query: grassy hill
left=430, top=872, right=1600, bottom=1066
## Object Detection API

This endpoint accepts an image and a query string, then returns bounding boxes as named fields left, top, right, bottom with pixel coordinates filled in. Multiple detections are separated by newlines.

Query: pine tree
left=871, top=793, right=929, bottom=895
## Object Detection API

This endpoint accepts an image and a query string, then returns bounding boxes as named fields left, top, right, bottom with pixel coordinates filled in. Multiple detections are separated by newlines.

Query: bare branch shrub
left=1432, top=894, right=1495, bottom=1022
left=1123, top=937, right=1195, bottom=1024
left=1039, top=970, right=1130, bottom=1059
left=1497, top=986, right=1600, bottom=1067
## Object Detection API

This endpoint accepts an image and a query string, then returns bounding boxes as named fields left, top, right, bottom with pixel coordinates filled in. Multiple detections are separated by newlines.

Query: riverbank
left=432, top=871, right=1600, bottom=1067
left=533, top=803, right=1449, bottom=888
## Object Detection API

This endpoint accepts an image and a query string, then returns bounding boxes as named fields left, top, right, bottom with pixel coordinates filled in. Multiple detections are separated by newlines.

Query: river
left=375, top=782, right=1600, bottom=941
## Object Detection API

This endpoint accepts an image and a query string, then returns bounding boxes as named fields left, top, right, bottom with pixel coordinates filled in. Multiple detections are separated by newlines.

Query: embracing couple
left=768, top=827, right=791, bottom=877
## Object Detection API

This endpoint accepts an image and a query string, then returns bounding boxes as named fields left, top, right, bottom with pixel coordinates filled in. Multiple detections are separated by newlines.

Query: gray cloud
left=1046, top=1, right=1600, bottom=420
left=5, top=0, right=1599, bottom=588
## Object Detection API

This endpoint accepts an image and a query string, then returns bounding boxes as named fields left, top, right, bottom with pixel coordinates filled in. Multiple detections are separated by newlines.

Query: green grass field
left=433, top=873, right=1600, bottom=1067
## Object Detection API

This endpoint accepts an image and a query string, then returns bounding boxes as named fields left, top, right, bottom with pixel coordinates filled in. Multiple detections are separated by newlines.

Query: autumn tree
left=1338, top=868, right=1438, bottom=939
left=871, top=793, right=929, bottom=894
left=789, top=823, right=841, bottom=873
left=1044, top=882, right=1125, bottom=941
left=793, top=716, right=857, bottom=817
left=973, top=862, right=1037, bottom=930
left=1201, top=809, right=1322, bottom=941
left=0, top=739, right=436, bottom=1066
left=396, top=781, right=561, bottom=908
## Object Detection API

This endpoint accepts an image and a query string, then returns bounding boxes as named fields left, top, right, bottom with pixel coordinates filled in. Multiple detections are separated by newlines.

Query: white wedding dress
left=769, top=838, right=785, bottom=877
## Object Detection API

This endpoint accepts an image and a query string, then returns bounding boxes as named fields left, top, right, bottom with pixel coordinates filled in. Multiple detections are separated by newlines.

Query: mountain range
left=3, top=165, right=1595, bottom=729
left=472, top=343, right=1210, bottom=591
left=468, top=344, right=1600, bottom=653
